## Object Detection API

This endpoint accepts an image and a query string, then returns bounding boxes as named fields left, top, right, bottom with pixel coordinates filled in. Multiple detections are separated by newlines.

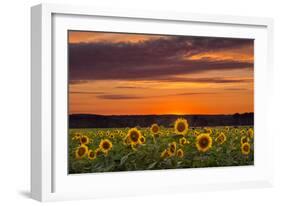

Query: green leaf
left=120, top=152, right=134, bottom=166
left=147, top=161, right=158, bottom=169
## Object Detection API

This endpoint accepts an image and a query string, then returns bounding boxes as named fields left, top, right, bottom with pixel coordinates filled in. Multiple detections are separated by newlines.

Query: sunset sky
left=68, top=31, right=254, bottom=115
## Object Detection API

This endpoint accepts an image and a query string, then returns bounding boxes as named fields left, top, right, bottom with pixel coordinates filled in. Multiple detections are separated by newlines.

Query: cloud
left=70, top=91, right=105, bottom=95
left=69, top=77, right=252, bottom=85
left=153, top=77, right=253, bottom=83
left=69, top=36, right=253, bottom=82
left=224, top=88, right=249, bottom=91
left=69, top=80, right=89, bottom=85
left=177, top=92, right=216, bottom=96
left=95, top=91, right=217, bottom=100
left=96, top=94, right=143, bottom=100
left=114, top=86, right=147, bottom=89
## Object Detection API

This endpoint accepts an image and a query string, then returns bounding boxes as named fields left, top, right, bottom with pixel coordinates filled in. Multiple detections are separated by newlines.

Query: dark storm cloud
left=69, top=36, right=253, bottom=81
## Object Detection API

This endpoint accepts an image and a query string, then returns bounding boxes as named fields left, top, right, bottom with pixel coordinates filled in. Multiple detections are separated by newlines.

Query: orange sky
left=68, top=31, right=254, bottom=115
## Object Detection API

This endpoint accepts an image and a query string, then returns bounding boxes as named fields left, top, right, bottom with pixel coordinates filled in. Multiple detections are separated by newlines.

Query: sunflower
left=150, top=123, right=160, bottom=134
left=241, top=142, right=251, bottom=155
left=179, top=137, right=187, bottom=145
left=127, top=128, right=142, bottom=145
left=215, top=132, right=226, bottom=145
left=95, top=148, right=103, bottom=156
left=161, top=149, right=172, bottom=158
left=196, top=133, right=212, bottom=152
left=88, top=149, right=96, bottom=160
left=204, top=127, right=212, bottom=134
left=247, top=128, right=254, bottom=138
left=122, top=136, right=131, bottom=145
left=240, top=136, right=249, bottom=145
left=99, top=139, right=113, bottom=153
left=110, top=133, right=115, bottom=138
left=168, top=141, right=177, bottom=155
left=240, top=129, right=246, bottom=135
left=75, top=144, right=89, bottom=159
left=225, top=126, right=230, bottom=131
left=130, top=144, right=138, bottom=151
left=174, top=118, right=189, bottom=135
left=176, top=149, right=184, bottom=158
left=139, top=136, right=146, bottom=144
left=194, top=130, right=200, bottom=136
left=74, top=132, right=82, bottom=140
left=80, top=135, right=90, bottom=145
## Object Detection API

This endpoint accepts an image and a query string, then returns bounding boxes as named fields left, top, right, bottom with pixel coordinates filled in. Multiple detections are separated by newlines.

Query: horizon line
left=69, top=112, right=254, bottom=116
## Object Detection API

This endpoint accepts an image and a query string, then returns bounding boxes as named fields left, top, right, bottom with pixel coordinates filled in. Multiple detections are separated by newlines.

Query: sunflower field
left=68, top=118, right=254, bottom=174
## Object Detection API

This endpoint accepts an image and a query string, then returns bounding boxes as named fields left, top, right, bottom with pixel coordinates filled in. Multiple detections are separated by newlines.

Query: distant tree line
left=69, top=113, right=254, bottom=128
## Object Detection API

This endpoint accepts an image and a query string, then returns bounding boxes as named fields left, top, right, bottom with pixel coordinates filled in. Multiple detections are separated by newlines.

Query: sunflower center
left=152, top=126, right=159, bottom=133
left=96, top=149, right=102, bottom=156
left=78, top=147, right=86, bottom=156
left=178, top=150, right=183, bottom=155
left=199, top=137, right=209, bottom=148
left=81, top=137, right=87, bottom=143
left=102, top=141, right=110, bottom=150
left=177, top=122, right=186, bottom=132
left=170, top=145, right=176, bottom=153
left=243, top=145, right=249, bottom=151
left=130, top=131, right=139, bottom=142
left=89, top=151, right=95, bottom=158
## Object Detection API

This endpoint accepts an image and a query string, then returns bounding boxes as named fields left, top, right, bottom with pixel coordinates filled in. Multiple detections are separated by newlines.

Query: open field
left=68, top=121, right=254, bottom=174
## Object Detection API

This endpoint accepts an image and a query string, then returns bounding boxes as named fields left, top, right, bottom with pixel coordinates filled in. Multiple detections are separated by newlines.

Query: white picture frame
left=31, top=3, right=274, bottom=202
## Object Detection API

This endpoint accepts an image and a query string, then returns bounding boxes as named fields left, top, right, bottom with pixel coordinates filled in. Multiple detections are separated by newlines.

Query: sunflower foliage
left=68, top=121, right=254, bottom=174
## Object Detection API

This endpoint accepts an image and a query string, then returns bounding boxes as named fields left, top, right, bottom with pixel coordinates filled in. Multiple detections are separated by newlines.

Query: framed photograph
left=31, top=3, right=274, bottom=201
